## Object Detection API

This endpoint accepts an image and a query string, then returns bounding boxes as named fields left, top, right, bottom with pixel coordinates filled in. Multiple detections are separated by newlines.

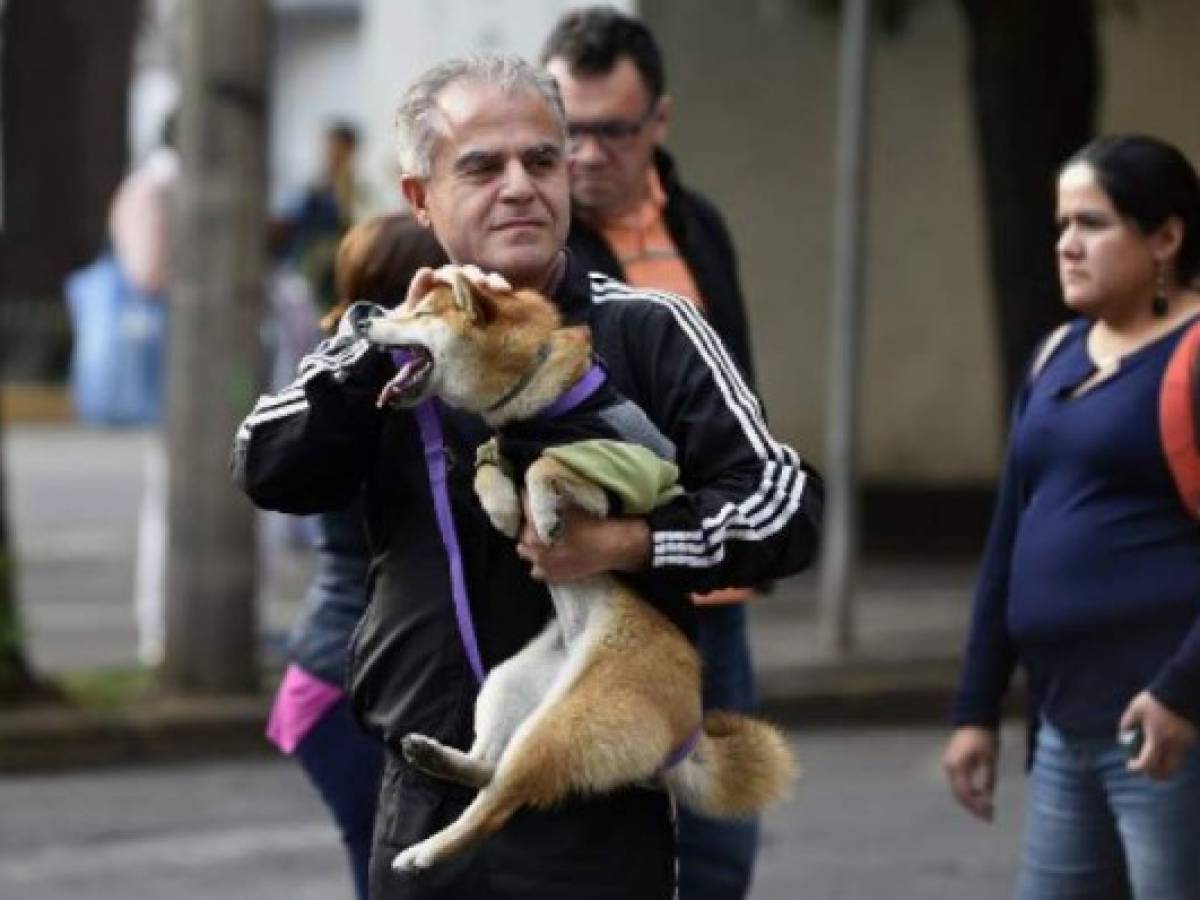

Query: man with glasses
left=543, top=9, right=765, bottom=900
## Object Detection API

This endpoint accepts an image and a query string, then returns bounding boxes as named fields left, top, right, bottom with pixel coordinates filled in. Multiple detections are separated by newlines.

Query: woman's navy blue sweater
left=952, top=318, right=1200, bottom=735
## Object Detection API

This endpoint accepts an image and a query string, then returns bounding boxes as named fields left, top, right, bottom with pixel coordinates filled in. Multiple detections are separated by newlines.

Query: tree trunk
left=0, top=0, right=139, bottom=294
left=0, top=403, right=42, bottom=704
left=162, top=0, right=267, bottom=694
left=957, top=0, right=1099, bottom=412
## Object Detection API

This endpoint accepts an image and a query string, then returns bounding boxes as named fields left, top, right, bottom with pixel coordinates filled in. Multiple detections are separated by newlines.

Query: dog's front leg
left=525, top=455, right=610, bottom=545
left=474, top=459, right=521, bottom=539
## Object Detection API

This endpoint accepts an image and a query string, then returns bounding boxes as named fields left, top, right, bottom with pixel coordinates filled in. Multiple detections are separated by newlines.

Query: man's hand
left=395, top=264, right=512, bottom=315
left=942, top=726, right=999, bottom=822
left=1120, top=691, right=1198, bottom=780
left=516, top=501, right=650, bottom=583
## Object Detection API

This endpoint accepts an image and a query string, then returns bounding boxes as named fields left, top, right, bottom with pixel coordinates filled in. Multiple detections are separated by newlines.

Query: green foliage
left=0, top=547, right=40, bottom=702
left=0, top=550, right=23, bottom=661
left=59, top=667, right=158, bottom=712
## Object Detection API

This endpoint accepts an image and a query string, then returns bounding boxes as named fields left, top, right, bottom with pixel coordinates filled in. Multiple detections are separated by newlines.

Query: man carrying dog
left=543, top=9, right=765, bottom=897
left=234, top=53, right=822, bottom=900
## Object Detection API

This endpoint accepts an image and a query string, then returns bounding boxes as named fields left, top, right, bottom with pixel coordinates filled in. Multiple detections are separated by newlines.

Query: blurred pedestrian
left=543, top=9, right=764, bottom=898
left=943, top=134, right=1200, bottom=899
left=105, top=111, right=177, bottom=665
left=110, top=112, right=179, bottom=298
left=274, top=120, right=365, bottom=313
left=265, top=213, right=446, bottom=900
left=234, top=53, right=822, bottom=899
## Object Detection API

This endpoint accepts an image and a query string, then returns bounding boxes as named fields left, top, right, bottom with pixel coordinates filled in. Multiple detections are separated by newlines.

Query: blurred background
left=1, top=1, right=1198, bottom=898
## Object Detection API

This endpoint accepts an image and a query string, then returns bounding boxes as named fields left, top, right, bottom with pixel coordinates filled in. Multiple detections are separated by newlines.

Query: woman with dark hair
left=265, top=215, right=445, bottom=900
left=942, top=134, right=1200, bottom=898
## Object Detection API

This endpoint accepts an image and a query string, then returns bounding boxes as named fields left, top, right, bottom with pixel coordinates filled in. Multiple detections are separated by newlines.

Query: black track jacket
left=231, top=258, right=822, bottom=892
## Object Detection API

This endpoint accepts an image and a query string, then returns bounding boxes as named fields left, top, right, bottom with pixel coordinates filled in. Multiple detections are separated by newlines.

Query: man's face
left=546, top=56, right=669, bottom=221
left=402, top=81, right=570, bottom=289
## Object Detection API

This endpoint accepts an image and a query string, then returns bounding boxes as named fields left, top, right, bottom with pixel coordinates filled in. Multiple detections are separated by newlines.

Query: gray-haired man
left=234, top=53, right=822, bottom=899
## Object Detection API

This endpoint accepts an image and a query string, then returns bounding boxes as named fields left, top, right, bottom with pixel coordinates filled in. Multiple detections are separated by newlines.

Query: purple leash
left=404, top=362, right=604, bottom=685
left=414, top=400, right=486, bottom=685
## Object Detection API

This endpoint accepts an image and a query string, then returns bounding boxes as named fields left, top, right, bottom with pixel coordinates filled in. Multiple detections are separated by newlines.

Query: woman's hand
left=1119, top=691, right=1198, bottom=780
left=942, top=726, right=999, bottom=822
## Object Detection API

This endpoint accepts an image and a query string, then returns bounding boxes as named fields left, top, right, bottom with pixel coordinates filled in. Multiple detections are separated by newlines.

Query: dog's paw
left=475, top=466, right=521, bottom=539
left=392, top=840, right=437, bottom=875
left=528, top=495, right=564, bottom=545
left=530, top=511, right=563, bottom=545
left=402, top=733, right=449, bottom=776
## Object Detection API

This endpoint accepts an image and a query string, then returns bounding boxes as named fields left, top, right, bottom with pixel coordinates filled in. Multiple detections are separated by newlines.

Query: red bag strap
left=1158, top=318, right=1200, bottom=521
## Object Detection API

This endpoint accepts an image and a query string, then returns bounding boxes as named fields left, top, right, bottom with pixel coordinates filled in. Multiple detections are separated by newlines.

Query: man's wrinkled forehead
left=427, top=78, right=565, bottom=168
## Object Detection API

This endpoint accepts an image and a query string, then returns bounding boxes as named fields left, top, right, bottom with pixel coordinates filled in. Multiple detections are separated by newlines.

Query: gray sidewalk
left=1, top=419, right=980, bottom=770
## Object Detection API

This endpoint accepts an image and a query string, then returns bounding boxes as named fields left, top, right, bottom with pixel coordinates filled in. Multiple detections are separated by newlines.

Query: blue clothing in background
left=64, top=253, right=166, bottom=426
left=954, top=317, right=1200, bottom=736
left=294, top=696, right=383, bottom=900
left=288, top=498, right=371, bottom=687
left=678, top=603, right=759, bottom=900
left=285, top=496, right=380, bottom=900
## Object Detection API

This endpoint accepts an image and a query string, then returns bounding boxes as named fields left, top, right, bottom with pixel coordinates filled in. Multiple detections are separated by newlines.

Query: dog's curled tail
left=664, top=711, right=798, bottom=818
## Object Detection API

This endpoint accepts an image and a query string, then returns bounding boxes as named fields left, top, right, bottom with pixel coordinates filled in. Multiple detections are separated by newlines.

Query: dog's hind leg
left=401, top=735, right=493, bottom=789
left=392, top=780, right=526, bottom=874
left=393, top=691, right=591, bottom=874
left=402, top=621, right=566, bottom=789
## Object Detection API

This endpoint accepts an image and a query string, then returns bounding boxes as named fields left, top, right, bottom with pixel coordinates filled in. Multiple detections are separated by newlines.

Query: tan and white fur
left=361, top=272, right=796, bottom=875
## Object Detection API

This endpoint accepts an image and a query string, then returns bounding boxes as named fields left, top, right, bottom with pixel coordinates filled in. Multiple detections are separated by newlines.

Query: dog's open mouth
left=377, top=345, right=434, bottom=408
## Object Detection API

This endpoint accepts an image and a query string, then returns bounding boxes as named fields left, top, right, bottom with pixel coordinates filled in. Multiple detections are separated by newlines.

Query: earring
left=1152, top=262, right=1169, bottom=317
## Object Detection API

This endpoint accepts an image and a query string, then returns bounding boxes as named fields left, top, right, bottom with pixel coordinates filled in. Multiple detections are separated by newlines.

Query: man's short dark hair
left=540, top=6, right=665, bottom=100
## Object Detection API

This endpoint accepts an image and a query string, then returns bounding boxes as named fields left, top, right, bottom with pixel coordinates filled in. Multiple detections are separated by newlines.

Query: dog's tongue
left=377, top=348, right=425, bottom=408
left=390, top=349, right=423, bottom=388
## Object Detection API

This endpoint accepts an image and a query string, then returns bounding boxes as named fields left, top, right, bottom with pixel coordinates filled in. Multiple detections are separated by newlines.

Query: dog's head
left=360, top=271, right=562, bottom=412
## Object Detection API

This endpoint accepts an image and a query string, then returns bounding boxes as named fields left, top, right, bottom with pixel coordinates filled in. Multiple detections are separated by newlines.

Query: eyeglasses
left=566, top=105, right=658, bottom=149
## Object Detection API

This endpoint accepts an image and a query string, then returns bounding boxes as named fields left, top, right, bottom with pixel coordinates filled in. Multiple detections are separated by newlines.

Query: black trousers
left=369, top=753, right=677, bottom=899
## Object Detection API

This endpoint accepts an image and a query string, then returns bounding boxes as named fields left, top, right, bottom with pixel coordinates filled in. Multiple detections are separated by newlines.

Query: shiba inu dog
left=360, top=271, right=796, bottom=875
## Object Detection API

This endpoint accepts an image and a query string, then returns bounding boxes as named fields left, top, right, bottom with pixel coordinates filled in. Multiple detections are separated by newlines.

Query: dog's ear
left=450, top=271, right=500, bottom=325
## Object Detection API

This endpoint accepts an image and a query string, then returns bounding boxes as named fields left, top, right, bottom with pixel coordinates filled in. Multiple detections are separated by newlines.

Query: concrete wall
left=268, top=11, right=362, bottom=212
left=642, top=0, right=1200, bottom=483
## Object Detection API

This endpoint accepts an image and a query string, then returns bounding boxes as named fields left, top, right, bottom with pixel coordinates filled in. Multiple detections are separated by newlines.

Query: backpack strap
left=1028, top=323, right=1073, bottom=384
left=1158, top=318, right=1200, bottom=521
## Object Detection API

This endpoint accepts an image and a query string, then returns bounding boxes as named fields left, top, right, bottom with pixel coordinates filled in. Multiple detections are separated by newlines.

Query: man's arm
left=231, top=306, right=392, bottom=513
left=591, top=278, right=823, bottom=595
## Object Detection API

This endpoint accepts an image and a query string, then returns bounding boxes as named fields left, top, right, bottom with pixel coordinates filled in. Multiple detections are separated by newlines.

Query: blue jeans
left=1016, top=720, right=1200, bottom=900
left=294, top=697, right=385, bottom=900
left=677, top=603, right=760, bottom=900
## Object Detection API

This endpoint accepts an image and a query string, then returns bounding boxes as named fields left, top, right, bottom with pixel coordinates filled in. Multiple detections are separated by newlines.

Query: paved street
left=0, top=724, right=1026, bottom=900
left=6, top=423, right=312, bottom=673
